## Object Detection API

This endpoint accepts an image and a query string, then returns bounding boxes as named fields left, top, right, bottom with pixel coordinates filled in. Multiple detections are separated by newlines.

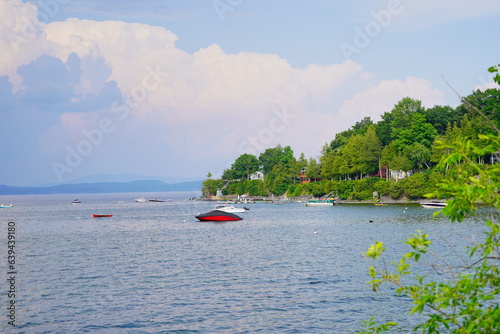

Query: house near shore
left=249, top=171, right=264, bottom=181
left=298, top=167, right=321, bottom=184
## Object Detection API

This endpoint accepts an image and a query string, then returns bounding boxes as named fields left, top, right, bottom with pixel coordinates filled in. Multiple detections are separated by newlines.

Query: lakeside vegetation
left=203, top=86, right=500, bottom=201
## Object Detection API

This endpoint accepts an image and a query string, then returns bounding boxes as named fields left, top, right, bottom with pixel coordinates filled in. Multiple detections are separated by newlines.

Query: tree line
left=203, top=87, right=500, bottom=200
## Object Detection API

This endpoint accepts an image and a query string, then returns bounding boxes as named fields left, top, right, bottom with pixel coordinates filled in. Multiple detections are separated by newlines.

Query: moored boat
left=93, top=214, right=113, bottom=218
left=195, top=210, right=243, bottom=222
left=420, top=201, right=447, bottom=209
left=134, top=197, right=147, bottom=203
left=305, top=200, right=335, bottom=207
left=213, top=204, right=248, bottom=213
left=71, top=199, right=82, bottom=204
left=149, top=198, right=164, bottom=202
left=0, top=204, right=13, bottom=209
left=305, top=192, right=335, bottom=207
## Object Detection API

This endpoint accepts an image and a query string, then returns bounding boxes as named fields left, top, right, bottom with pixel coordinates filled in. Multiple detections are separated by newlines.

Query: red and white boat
left=195, top=210, right=243, bottom=222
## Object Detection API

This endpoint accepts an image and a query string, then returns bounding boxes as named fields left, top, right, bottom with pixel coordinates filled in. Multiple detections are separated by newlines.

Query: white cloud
left=474, top=81, right=500, bottom=92
left=1, top=0, right=451, bottom=184
left=337, top=77, right=446, bottom=125
left=0, top=0, right=49, bottom=85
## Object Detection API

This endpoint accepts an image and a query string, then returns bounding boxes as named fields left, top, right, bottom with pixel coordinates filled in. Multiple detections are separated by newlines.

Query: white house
left=390, top=169, right=413, bottom=181
left=249, top=171, right=264, bottom=181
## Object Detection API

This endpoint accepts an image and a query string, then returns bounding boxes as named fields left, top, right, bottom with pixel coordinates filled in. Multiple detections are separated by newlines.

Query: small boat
left=213, top=204, right=249, bottom=213
left=135, top=197, right=147, bottom=203
left=0, top=204, right=13, bottom=209
left=149, top=198, right=164, bottom=202
left=195, top=210, right=243, bottom=222
left=71, top=199, right=82, bottom=204
left=375, top=203, right=388, bottom=206
left=421, top=201, right=447, bottom=209
left=305, top=200, right=335, bottom=207
left=93, top=214, right=113, bottom=218
left=305, top=192, right=336, bottom=207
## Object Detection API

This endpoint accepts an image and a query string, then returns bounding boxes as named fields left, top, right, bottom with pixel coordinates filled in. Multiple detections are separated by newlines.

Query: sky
left=1, top=0, right=499, bottom=186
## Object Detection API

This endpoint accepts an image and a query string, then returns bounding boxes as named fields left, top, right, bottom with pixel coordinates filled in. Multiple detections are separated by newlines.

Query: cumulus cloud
left=0, top=0, right=449, bottom=184
left=337, top=77, right=446, bottom=125
left=474, top=81, right=500, bottom=92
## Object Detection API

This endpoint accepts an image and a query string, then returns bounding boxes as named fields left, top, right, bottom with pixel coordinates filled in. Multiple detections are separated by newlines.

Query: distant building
left=298, top=167, right=321, bottom=184
left=249, top=171, right=264, bottom=181
left=492, top=152, right=500, bottom=164
left=390, top=169, right=413, bottom=181
left=299, top=168, right=310, bottom=184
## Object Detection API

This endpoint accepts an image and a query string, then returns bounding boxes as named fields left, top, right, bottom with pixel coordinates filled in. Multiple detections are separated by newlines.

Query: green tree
left=221, top=168, right=235, bottom=180
left=377, top=97, right=425, bottom=146
left=457, top=88, right=500, bottom=127
left=266, top=162, right=292, bottom=195
left=337, top=125, right=383, bottom=179
left=423, top=105, right=460, bottom=135
left=259, top=145, right=297, bottom=175
left=306, top=158, right=321, bottom=179
left=231, top=153, right=260, bottom=179
left=390, top=152, right=412, bottom=172
left=399, top=172, right=427, bottom=198
left=320, top=145, right=336, bottom=180
left=297, top=152, right=308, bottom=172
left=392, top=112, right=438, bottom=151
left=330, top=117, right=373, bottom=151
left=201, top=179, right=224, bottom=197
left=403, top=142, right=432, bottom=171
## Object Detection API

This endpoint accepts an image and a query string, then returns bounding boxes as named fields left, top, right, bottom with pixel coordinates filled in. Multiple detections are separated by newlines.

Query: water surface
left=0, top=193, right=489, bottom=333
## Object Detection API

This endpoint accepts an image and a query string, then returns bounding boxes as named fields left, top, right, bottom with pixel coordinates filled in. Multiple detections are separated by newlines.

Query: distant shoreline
left=0, top=180, right=203, bottom=196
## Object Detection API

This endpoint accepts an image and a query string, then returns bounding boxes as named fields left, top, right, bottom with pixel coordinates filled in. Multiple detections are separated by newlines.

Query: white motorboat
left=213, top=205, right=249, bottom=213
left=420, top=201, right=447, bottom=209
left=135, top=198, right=147, bottom=203
left=0, top=204, right=13, bottom=209
left=305, top=199, right=335, bottom=207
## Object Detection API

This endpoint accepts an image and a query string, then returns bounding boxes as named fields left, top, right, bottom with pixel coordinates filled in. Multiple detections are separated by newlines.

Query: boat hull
left=195, top=210, right=243, bottom=222
left=93, top=214, right=113, bottom=218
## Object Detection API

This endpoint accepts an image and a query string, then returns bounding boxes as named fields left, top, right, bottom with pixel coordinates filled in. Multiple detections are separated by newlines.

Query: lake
left=0, top=192, right=490, bottom=333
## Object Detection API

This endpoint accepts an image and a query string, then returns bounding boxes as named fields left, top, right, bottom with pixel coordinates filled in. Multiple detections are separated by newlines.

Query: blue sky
left=1, top=0, right=499, bottom=186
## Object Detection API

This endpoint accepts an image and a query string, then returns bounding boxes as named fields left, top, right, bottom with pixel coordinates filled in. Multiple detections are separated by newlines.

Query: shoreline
left=199, top=194, right=426, bottom=205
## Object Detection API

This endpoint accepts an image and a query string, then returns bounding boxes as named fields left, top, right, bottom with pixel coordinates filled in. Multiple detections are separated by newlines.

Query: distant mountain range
left=0, top=179, right=203, bottom=195
left=37, top=174, right=203, bottom=187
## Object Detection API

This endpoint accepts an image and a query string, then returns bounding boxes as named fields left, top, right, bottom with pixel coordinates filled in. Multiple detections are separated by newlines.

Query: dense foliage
left=202, top=83, right=500, bottom=200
